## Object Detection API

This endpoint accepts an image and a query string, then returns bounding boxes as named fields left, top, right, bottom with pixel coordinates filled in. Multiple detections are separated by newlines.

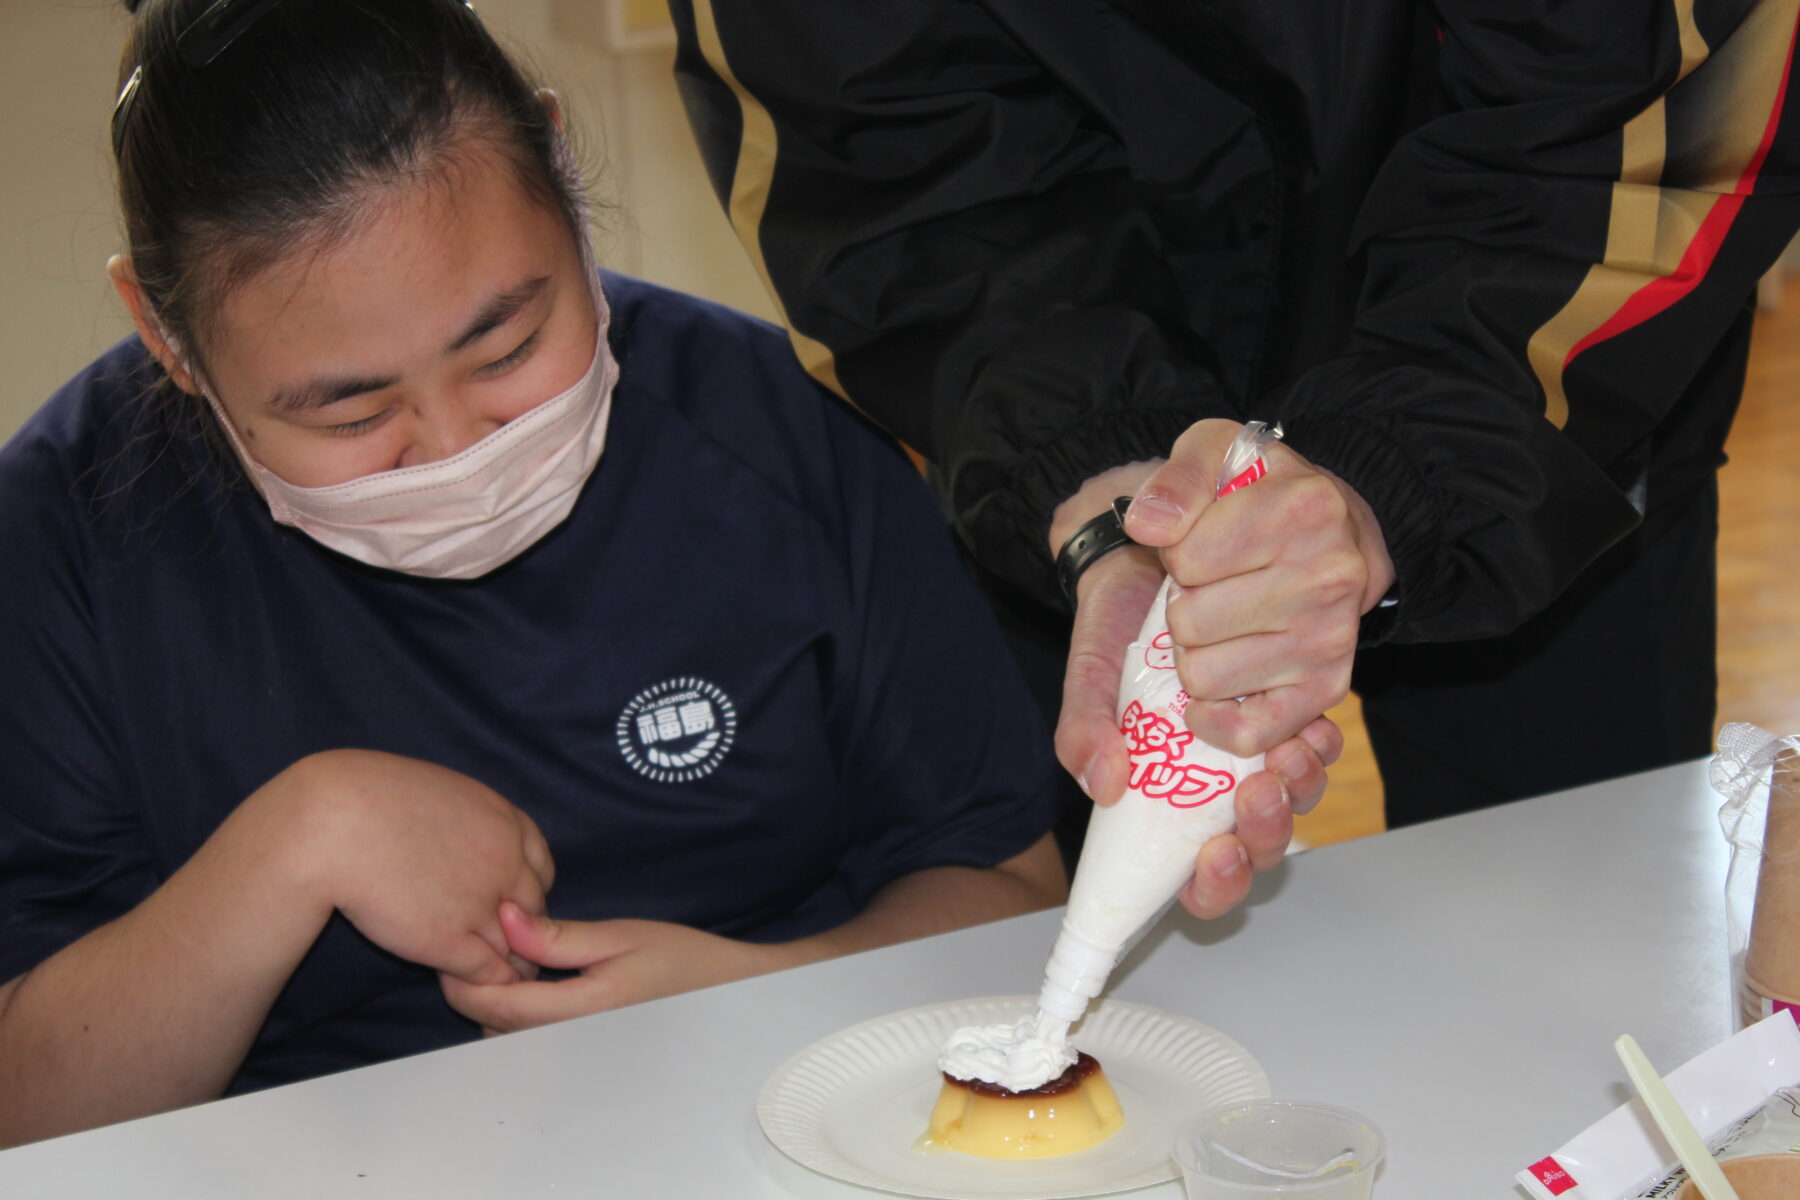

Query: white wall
left=0, top=2, right=139, bottom=438
left=0, top=0, right=775, bottom=441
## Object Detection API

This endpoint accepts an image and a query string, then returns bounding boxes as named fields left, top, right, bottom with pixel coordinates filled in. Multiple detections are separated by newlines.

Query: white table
left=0, top=759, right=1734, bottom=1198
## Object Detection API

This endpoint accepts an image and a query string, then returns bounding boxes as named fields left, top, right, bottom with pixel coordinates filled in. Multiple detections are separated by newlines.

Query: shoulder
left=601, top=270, right=917, bottom=518
left=3, top=337, right=155, bottom=465
left=603, top=271, right=839, bottom=436
left=0, top=337, right=211, bottom=553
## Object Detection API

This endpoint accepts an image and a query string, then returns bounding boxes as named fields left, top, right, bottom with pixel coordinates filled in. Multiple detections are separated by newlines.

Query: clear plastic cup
left=1171, top=1099, right=1385, bottom=1199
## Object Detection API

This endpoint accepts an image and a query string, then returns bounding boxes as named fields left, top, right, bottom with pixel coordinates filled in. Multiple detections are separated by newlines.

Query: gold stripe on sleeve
left=690, top=0, right=847, bottom=399
left=1526, top=0, right=1709, bottom=428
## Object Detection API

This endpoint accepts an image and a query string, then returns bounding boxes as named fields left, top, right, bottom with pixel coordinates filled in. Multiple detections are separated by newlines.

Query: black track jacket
left=670, top=0, right=1800, bottom=643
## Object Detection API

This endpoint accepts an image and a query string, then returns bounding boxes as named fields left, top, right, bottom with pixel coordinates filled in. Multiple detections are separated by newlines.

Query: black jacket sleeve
left=670, top=0, right=1239, bottom=602
left=670, top=0, right=1800, bottom=641
left=1273, top=0, right=1800, bottom=641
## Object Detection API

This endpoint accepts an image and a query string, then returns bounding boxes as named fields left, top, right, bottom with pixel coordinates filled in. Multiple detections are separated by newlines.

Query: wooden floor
left=1293, top=279, right=1800, bottom=848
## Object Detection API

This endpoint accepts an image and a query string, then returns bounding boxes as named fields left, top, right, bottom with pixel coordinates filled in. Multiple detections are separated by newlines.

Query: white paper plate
left=756, top=996, right=1268, bottom=1199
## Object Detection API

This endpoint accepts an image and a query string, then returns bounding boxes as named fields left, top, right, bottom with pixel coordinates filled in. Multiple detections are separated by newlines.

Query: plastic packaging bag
left=1712, top=723, right=1800, bottom=1028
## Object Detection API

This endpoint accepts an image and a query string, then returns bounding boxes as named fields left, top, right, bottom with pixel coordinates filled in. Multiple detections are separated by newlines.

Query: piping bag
left=939, top=422, right=1280, bottom=1091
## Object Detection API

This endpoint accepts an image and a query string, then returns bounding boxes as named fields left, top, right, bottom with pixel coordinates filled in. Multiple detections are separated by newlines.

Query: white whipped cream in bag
left=941, top=424, right=1279, bottom=1091
left=1034, top=579, right=1265, bottom=1032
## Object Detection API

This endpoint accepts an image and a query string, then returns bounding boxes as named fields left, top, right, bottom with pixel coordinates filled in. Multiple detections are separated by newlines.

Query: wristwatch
left=1055, top=496, right=1136, bottom=610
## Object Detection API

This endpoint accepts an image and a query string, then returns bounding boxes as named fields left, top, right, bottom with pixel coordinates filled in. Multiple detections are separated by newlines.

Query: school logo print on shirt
left=616, top=676, right=739, bottom=783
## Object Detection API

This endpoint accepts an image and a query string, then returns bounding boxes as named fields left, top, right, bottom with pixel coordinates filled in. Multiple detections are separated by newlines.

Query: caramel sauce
left=944, top=1051, right=1101, bottom=1098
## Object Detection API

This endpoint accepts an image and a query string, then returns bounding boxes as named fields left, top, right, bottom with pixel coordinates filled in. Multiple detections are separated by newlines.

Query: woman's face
left=197, top=145, right=597, bottom=488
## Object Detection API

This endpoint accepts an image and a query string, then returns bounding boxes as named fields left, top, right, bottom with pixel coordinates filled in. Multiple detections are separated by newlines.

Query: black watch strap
left=1056, top=496, right=1135, bottom=610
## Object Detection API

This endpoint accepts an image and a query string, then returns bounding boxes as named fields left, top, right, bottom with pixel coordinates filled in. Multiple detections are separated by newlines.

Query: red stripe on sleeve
left=1564, top=8, right=1800, bottom=371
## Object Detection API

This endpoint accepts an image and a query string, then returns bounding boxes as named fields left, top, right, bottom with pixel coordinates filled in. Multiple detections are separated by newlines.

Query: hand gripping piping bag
left=1516, top=1012, right=1800, bottom=1199
left=1033, top=422, right=1280, bottom=1036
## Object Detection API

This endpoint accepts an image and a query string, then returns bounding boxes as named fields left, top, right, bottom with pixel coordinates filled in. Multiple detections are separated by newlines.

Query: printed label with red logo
left=1119, top=699, right=1236, bottom=808
left=1527, top=1156, right=1578, bottom=1196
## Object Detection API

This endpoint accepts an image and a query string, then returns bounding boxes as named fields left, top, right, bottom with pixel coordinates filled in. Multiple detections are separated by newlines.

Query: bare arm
left=0, top=765, right=334, bottom=1147
left=785, top=831, right=1067, bottom=964
left=0, top=750, right=554, bottom=1149
left=441, top=832, right=1069, bottom=1033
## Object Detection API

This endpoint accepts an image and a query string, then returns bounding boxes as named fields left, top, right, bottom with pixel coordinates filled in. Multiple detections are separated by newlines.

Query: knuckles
left=1304, top=548, right=1367, bottom=610
left=1277, top=473, right=1351, bottom=534
left=1297, top=617, right=1359, bottom=669
left=1173, top=652, right=1222, bottom=704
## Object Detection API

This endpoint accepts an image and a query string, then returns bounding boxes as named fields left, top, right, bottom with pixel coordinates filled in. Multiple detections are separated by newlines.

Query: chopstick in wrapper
left=1517, top=1014, right=1800, bottom=1200
left=1036, top=423, right=1281, bottom=1028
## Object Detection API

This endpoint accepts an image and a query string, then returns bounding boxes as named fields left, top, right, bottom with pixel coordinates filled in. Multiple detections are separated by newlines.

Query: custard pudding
left=921, top=1052, right=1124, bottom=1158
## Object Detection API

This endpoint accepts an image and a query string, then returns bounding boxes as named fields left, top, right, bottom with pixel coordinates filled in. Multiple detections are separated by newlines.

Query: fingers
left=1163, top=558, right=1360, bottom=653
left=1266, top=718, right=1339, bottom=816
left=440, top=970, right=625, bottom=1035
left=1172, top=629, right=1313, bottom=704
left=1161, top=472, right=1356, bottom=592
left=1123, top=420, right=1248, bottom=547
left=1054, top=547, right=1165, bottom=806
left=1179, top=675, right=1342, bottom=758
left=1162, top=573, right=1286, bottom=649
left=1177, top=766, right=1296, bottom=919
left=1295, top=714, right=1345, bottom=767
left=1175, top=716, right=1341, bottom=921
left=507, top=864, right=549, bottom=922
left=442, top=929, right=521, bottom=987
left=442, top=911, right=646, bottom=1034
left=519, top=814, right=556, bottom=894
left=1232, top=771, right=1294, bottom=871
left=497, top=902, right=626, bottom=971
left=1177, top=834, right=1253, bottom=919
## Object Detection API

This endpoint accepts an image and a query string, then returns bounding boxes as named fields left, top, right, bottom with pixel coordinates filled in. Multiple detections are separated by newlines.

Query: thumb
left=1122, top=418, right=1243, bottom=547
left=497, top=901, right=624, bottom=971
left=1055, top=547, right=1164, bottom=806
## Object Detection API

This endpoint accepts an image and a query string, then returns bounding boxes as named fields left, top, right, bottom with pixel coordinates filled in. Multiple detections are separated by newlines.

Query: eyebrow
left=446, top=275, right=551, bottom=353
left=264, top=275, right=552, bottom=414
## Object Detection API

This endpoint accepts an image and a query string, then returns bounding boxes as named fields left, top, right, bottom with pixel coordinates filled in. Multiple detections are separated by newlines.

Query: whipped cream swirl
left=937, top=1015, right=1077, bottom=1093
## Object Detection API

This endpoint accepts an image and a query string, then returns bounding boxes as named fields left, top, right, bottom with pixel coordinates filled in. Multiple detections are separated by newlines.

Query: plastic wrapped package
left=1712, top=723, right=1800, bottom=1028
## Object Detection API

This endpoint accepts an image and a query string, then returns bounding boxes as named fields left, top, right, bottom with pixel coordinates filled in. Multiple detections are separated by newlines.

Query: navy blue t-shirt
left=0, top=273, right=1055, bottom=1093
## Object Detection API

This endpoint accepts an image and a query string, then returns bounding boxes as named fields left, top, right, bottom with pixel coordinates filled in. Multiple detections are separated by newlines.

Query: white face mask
left=183, top=277, right=617, bottom=581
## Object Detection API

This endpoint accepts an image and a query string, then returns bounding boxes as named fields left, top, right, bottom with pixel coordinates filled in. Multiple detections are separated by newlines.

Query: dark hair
left=113, top=0, right=587, bottom=372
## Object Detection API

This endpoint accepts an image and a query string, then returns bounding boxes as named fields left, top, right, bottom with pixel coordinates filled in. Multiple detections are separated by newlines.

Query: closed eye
left=324, top=412, right=385, bottom=437
left=473, top=330, right=540, bottom=379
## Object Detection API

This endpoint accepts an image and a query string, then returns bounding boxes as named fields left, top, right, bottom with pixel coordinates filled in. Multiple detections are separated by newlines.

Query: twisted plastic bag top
left=1215, top=421, right=1283, bottom=496
left=1712, top=721, right=1800, bottom=859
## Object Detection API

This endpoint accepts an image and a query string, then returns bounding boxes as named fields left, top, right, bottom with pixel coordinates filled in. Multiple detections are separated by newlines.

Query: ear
left=108, top=254, right=201, bottom=395
left=535, top=87, right=563, bottom=132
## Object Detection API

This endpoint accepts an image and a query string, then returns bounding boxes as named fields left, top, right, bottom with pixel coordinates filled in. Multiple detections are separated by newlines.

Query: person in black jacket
left=669, top=0, right=1800, bottom=914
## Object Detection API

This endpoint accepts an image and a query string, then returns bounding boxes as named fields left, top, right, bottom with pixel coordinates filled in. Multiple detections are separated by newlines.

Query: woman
left=0, top=0, right=1064, bottom=1147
